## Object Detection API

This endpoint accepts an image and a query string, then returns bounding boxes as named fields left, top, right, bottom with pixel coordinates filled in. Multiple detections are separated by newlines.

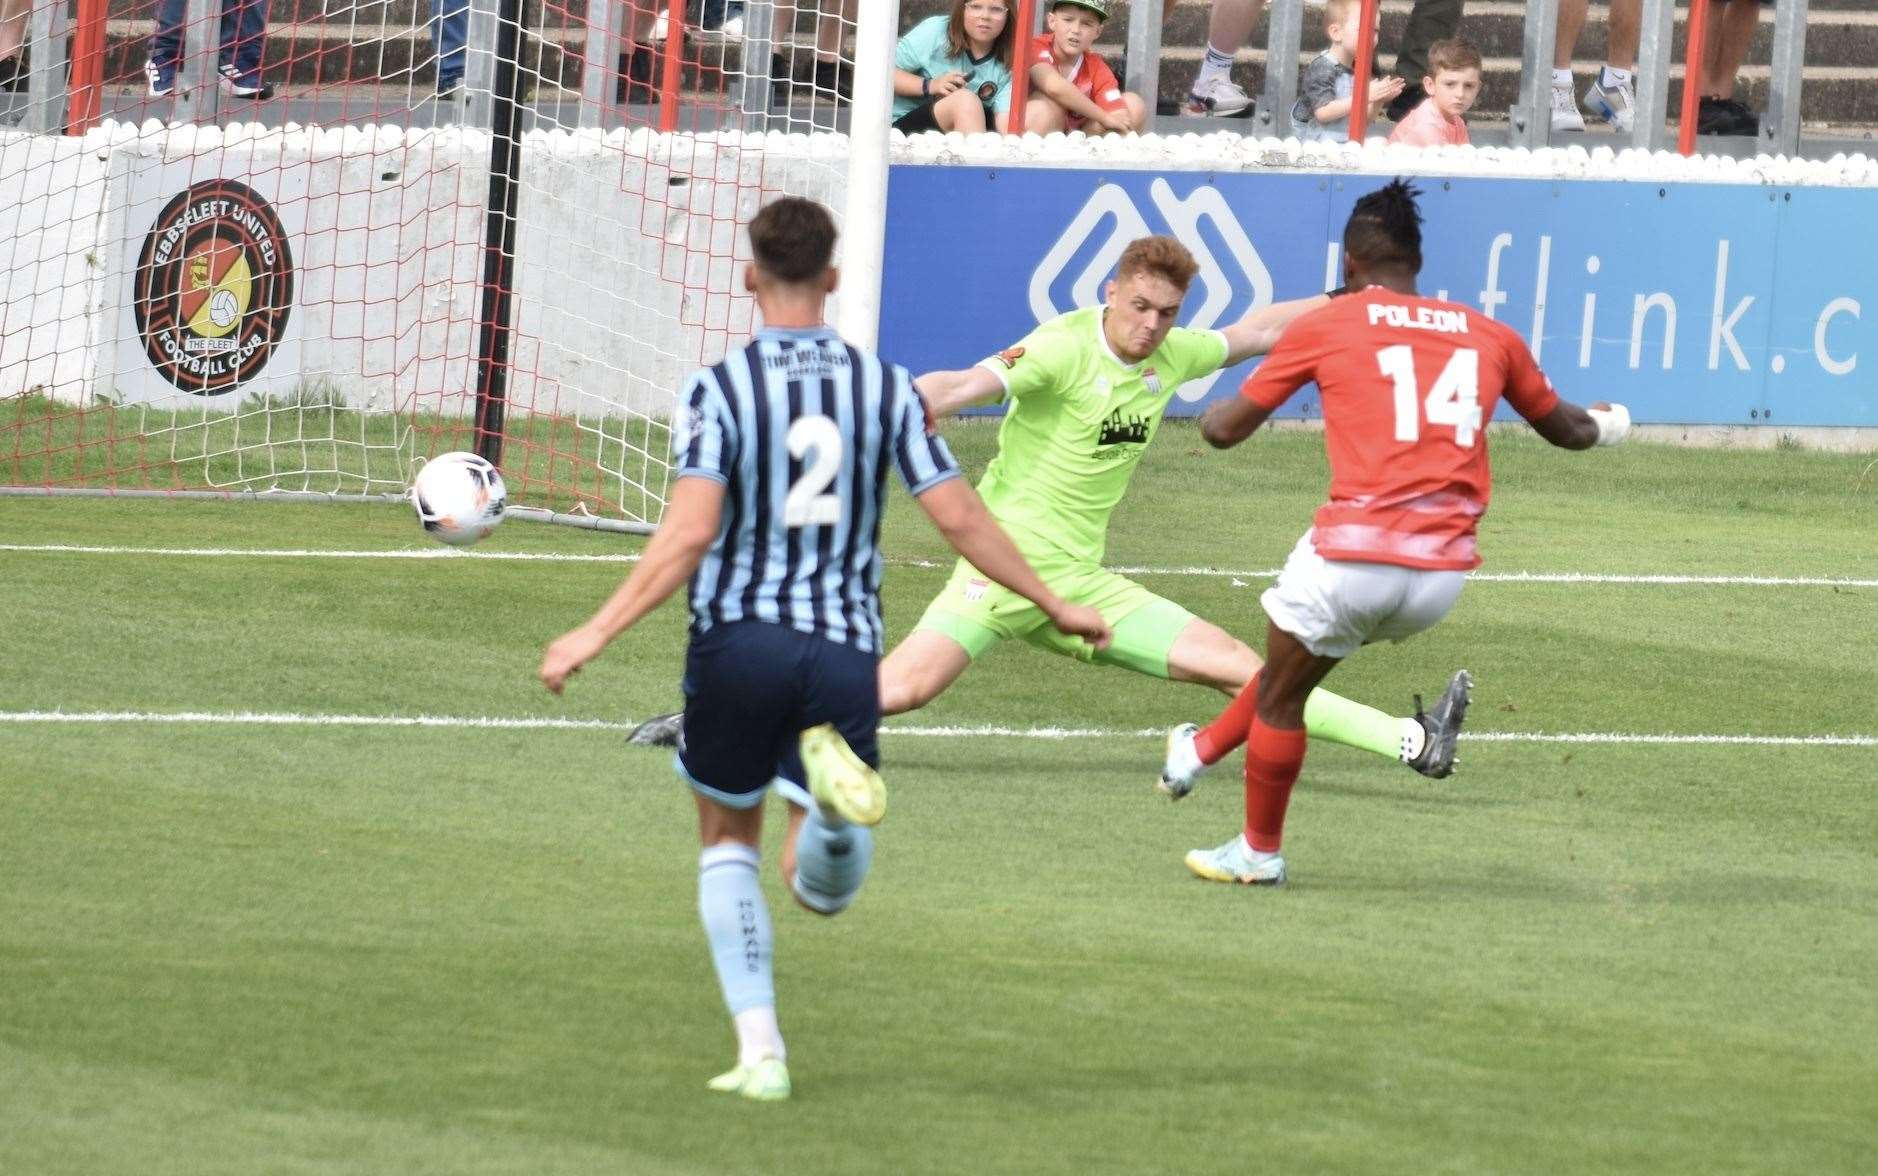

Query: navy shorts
left=675, top=621, right=881, bottom=810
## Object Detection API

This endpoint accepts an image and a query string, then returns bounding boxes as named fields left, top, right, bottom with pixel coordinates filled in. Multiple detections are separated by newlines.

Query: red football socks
left=1243, top=718, right=1307, bottom=853
left=1192, top=672, right=1258, bottom=765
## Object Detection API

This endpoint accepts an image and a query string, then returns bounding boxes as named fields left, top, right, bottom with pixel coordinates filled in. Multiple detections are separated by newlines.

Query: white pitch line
left=2, top=543, right=1874, bottom=588
left=1, top=710, right=1872, bottom=747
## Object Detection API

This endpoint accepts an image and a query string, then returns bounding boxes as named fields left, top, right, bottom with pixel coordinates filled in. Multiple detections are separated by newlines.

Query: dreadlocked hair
left=1343, top=179, right=1424, bottom=274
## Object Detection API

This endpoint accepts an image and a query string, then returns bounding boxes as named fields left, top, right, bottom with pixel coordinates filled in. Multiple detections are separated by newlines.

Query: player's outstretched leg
left=1403, top=669, right=1473, bottom=779
left=1159, top=666, right=1474, bottom=797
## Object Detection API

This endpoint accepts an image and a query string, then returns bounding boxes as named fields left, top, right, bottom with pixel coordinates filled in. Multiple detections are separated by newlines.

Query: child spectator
left=1291, top=0, right=1404, bottom=142
left=892, top=0, right=1017, bottom=134
left=1024, top=0, right=1146, bottom=135
left=1388, top=37, right=1480, bottom=147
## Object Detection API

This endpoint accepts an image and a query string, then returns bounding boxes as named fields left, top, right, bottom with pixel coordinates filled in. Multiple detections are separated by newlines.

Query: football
left=411, top=451, right=507, bottom=547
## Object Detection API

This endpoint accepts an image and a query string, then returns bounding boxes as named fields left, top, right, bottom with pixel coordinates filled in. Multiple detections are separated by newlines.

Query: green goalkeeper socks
left=1303, top=687, right=1410, bottom=761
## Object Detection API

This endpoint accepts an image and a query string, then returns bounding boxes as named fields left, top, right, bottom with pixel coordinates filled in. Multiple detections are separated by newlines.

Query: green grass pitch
left=2, top=423, right=1875, bottom=1174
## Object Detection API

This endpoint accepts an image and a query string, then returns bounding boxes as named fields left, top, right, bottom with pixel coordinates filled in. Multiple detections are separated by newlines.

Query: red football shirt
left=1032, top=33, right=1127, bottom=129
left=1240, top=288, right=1561, bottom=570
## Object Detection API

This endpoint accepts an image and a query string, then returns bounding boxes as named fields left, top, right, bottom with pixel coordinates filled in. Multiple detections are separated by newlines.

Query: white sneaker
left=1184, top=834, right=1287, bottom=886
left=1550, top=80, right=1586, bottom=133
left=1586, top=75, right=1635, bottom=133
left=1185, top=74, right=1251, bottom=117
left=1157, top=722, right=1206, bottom=801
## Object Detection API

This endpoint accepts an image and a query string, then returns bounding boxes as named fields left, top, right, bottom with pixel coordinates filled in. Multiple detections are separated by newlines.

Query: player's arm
left=538, top=477, right=723, bottom=693
left=1199, top=396, right=1273, bottom=450
left=915, top=479, right=1112, bottom=649
left=914, top=365, right=1006, bottom=418
left=1218, top=294, right=1330, bottom=365
left=1528, top=400, right=1630, bottom=450
left=1500, top=332, right=1631, bottom=451
left=1203, top=318, right=1319, bottom=448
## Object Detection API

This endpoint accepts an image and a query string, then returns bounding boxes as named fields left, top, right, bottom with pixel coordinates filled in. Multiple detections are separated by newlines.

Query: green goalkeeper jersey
left=973, top=307, right=1230, bottom=564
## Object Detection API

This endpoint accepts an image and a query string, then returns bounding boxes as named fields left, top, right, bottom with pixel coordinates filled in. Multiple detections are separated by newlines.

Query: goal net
left=0, top=0, right=878, bottom=530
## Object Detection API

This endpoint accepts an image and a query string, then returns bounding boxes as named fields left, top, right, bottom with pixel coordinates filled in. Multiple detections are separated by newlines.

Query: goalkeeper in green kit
left=635, top=234, right=1470, bottom=794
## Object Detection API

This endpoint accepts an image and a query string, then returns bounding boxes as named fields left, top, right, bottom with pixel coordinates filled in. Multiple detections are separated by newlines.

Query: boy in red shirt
left=1389, top=38, right=1482, bottom=147
left=1023, top=0, right=1146, bottom=135
left=1171, top=180, right=1632, bottom=886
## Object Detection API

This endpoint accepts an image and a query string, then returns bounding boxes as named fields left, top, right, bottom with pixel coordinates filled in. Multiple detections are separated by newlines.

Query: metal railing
left=1123, top=0, right=1815, bottom=157
left=6, top=0, right=1823, bottom=155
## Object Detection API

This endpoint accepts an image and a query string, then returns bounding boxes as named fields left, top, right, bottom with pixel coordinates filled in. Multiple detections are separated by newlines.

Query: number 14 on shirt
left=1378, top=346, right=1483, bottom=447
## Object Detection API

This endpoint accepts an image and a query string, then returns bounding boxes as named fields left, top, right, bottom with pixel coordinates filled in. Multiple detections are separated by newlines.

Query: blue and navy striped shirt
left=674, top=325, right=960, bottom=654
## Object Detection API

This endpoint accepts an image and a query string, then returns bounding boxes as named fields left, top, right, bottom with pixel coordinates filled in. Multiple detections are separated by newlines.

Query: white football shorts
left=1260, top=532, right=1468, bottom=659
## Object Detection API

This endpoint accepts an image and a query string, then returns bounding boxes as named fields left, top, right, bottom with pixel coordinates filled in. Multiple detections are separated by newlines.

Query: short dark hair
left=1427, top=38, right=1482, bottom=76
left=1343, top=179, right=1424, bottom=274
left=748, top=197, right=837, bottom=284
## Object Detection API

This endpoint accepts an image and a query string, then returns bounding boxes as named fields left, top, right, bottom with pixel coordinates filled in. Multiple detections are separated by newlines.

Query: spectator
left=1552, top=0, right=1639, bottom=132
left=1694, top=0, right=1765, bottom=136
left=1160, top=0, right=1261, bottom=117
left=0, top=0, right=25, bottom=92
left=891, top=0, right=1015, bottom=134
left=1024, top=0, right=1147, bottom=135
left=145, top=0, right=274, bottom=100
left=1381, top=0, right=1465, bottom=123
left=1388, top=36, right=1479, bottom=146
left=1291, top=0, right=1404, bottom=142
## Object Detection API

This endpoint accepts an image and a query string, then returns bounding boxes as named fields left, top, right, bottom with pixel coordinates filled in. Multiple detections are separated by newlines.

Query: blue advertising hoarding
left=879, top=166, right=1876, bottom=425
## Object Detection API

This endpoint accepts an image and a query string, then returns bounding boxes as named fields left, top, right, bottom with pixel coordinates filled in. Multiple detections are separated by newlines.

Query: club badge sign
left=133, top=179, right=294, bottom=394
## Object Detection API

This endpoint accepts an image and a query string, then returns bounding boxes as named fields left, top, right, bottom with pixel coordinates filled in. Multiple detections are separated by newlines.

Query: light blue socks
left=790, top=807, right=874, bottom=915
left=698, top=843, right=774, bottom=1015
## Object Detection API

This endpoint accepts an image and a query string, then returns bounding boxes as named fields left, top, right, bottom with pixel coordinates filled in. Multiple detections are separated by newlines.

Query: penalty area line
left=0, top=710, right=1872, bottom=747
left=1, top=543, right=1875, bottom=588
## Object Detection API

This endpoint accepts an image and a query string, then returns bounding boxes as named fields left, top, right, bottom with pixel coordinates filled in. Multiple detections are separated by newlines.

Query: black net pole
left=473, top=0, right=525, bottom=465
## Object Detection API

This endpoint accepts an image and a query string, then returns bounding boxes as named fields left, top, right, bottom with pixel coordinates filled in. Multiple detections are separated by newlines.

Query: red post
left=67, top=0, right=109, bottom=134
left=1008, top=0, right=1036, bottom=134
left=1347, top=0, right=1381, bottom=143
left=1677, top=0, right=1715, bottom=156
left=658, top=5, right=685, bottom=131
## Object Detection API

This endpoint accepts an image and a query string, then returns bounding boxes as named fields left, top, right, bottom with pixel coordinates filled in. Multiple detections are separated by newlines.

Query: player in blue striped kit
left=539, top=197, right=1110, bottom=1101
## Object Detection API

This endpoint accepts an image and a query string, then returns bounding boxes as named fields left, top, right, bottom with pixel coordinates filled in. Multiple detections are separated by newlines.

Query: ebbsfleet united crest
left=133, top=179, right=294, bottom=394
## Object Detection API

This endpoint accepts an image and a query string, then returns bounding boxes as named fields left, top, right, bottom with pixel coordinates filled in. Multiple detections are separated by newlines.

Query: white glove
left=1587, top=403, right=1631, bottom=447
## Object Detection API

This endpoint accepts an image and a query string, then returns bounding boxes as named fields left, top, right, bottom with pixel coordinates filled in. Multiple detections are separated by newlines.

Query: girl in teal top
left=891, top=1, right=1017, bottom=133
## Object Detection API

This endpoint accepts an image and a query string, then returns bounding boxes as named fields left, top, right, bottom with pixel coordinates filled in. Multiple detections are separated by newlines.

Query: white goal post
left=0, top=0, right=895, bottom=534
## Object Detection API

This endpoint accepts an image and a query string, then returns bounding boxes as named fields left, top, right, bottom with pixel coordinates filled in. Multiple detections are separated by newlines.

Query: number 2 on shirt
left=1378, top=346, right=1481, bottom=447
left=784, top=414, right=843, bottom=528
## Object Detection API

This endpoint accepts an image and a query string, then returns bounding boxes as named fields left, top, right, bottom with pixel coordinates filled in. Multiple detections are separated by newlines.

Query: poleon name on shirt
left=1368, top=304, right=1470, bottom=335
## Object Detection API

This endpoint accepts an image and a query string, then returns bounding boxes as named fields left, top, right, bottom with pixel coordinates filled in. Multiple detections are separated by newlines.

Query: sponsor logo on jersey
left=133, top=179, right=294, bottom=395
left=1097, top=408, right=1150, bottom=446
left=994, top=346, right=1026, bottom=369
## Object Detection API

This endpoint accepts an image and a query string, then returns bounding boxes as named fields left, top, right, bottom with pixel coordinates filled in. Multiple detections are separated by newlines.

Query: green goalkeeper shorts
left=912, top=555, right=1197, bottom=679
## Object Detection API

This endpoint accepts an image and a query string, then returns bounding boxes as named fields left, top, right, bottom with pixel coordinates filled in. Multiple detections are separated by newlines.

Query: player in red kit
left=1175, top=180, right=1632, bottom=886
